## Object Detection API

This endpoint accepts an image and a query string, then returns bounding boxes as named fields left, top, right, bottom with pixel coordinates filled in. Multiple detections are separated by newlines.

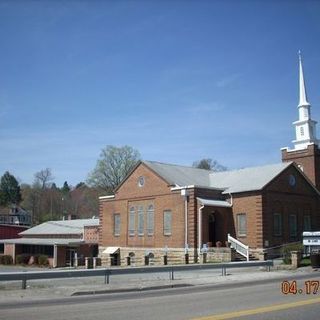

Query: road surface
left=1, top=273, right=320, bottom=320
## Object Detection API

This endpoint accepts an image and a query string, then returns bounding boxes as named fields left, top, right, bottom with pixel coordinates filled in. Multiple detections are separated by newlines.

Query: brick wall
left=231, top=193, right=263, bottom=248
left=262, top=164, right=320, bottom=247
left=83, top=225, right=99, bottom=243
left=99, top=163, right=185, bottom=249
left=282, top=144, right=320, bottom=190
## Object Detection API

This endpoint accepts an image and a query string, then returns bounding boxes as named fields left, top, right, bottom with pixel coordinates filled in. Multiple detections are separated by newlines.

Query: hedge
left=0, top=255, right=13, bottom=265
left=15, top=254, right=31, bottom=265
left=38, top=255, right=49, bottom=266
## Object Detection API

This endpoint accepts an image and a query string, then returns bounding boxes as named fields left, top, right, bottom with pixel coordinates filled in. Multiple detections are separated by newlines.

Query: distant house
left=0, top=206, right=31, bottom=254
left=0, top=217, right=99, bottom=267
left=0, top=206, right=32, bottom=228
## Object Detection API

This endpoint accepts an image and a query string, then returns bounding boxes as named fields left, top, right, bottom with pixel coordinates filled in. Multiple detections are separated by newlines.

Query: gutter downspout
left=184, top=193, right=188, bottom=252
left=180, top=188, right=189, bottom=252
left=198, top=204, right=204, bottom=258
left=228, top=193, right=233, bottom=206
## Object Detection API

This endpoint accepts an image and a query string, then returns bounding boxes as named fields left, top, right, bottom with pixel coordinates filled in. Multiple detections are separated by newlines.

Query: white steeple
left=298, top=51, right=309, bottom=107
left=292, top=51, right=318, bottom=150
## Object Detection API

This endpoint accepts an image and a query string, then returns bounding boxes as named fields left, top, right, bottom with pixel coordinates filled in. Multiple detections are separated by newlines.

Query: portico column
left=198, top=205, right=204, bottom=257
left=53, top=245, right=58, bottom=268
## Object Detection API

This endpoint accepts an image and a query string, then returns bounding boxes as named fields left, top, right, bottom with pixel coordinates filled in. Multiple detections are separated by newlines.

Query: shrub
left=0, top=255, right=13, bottom=265
left=15, top=254, right=30, bottom=265
left=281, top=243, right=304, bottom=265
left=38, top=255, right=48, bottom=266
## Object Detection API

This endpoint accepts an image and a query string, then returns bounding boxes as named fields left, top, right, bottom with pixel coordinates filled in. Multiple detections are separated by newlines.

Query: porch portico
left=197, top=198, right=233, bottom=255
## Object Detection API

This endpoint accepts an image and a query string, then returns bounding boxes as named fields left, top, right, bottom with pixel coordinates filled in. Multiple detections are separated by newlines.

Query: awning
left=197, top=197, right=232, bottom=208
left=103, top=247, right=120, bottom=254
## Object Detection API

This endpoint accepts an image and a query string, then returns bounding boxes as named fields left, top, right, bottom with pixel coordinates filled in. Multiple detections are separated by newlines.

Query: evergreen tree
left=0, top=171, right=22, bottom=206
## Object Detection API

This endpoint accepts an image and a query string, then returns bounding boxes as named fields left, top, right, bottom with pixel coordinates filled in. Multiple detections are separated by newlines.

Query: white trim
left=99, top=195, right=115, bottom=200
left=171, top=185, right=195, bottom=191
left=197, top=198, right=232, bottom=208
left=171, top=185, right=225, bottom=192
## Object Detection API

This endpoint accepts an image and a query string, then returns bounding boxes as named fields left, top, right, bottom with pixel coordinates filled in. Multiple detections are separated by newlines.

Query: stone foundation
left=99, top=246, right=231, bottom=267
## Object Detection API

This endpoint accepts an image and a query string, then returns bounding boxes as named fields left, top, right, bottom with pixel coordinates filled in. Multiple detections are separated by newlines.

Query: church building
left=99, top=54, right=320, bottom=266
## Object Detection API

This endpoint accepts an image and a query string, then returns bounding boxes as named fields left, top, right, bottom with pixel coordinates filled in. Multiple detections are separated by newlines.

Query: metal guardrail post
left=169, top=267, right=174, bottom=280
left=104, top=269, right=110, bottom=284
left=22, top=276, right=27, bottom=290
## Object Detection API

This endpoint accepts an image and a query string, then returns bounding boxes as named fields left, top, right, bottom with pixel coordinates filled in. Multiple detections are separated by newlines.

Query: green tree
left=87, top=145, right=141, bottom=193
left=192, top=158, right=227, bottom=172
left=0, top=171, right=22, bottom=206
left=61, top=181, right=71, bottom=195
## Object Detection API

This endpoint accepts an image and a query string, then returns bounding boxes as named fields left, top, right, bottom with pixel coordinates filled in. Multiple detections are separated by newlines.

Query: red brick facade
left=282, top=144, right=320, bottom=190
left=99, top=162, right=320, bottom=265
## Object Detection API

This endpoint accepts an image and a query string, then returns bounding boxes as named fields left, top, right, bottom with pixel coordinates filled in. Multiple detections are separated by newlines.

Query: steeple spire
left=298, top=51, right=310, bottom=107
left=290, top=51, right=318, bottom=150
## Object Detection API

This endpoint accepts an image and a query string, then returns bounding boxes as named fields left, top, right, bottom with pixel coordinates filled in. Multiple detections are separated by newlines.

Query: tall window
left=289, top=214, right=297, bottom=237
left=114, top=213, right=120, bottom=236
left=129, top=206, right=135, bottom=236
left=138, top=205, right=144, bottom=236
left=147, top=204, right=154, bottom=235
left=163, top=210, right=172, bottom=236
left=237, top=213, right=247, bottom=237
left=303, top=215, right=311, bottom=231
left=273, top=213, right=282, bottom=236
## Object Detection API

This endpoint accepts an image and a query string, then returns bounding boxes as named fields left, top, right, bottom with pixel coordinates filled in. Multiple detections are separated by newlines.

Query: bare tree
left=192, top=158, right=227, bottom=172
left=34, top=168, right=54, bottom=190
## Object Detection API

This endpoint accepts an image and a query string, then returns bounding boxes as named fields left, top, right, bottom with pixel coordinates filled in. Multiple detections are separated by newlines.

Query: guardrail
left=0, top=260, right=273, bottom=290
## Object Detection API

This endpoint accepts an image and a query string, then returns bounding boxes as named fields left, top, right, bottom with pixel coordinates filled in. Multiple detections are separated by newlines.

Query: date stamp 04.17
left=281, top=280, right=320, bottom=295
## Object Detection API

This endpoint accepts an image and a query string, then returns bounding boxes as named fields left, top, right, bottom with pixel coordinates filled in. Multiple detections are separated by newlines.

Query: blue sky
left=1, top=0, right=320, bottom=187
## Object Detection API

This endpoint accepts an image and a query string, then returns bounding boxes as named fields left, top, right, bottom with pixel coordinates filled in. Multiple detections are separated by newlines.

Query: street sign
left=303, top=232, right=320, bottom=246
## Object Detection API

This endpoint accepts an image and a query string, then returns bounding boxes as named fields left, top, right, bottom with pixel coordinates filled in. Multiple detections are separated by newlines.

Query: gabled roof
left=143, top=160, right=212, bottom=187
left=110, top=159, right=316, bottom=197
left=19, top=218, right=99, bottom=236
left=209, top=162, right=292, bottom=194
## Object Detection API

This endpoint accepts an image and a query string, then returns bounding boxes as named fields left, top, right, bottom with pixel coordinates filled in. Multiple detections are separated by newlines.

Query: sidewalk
left=0, top=264, right=319, bottom=304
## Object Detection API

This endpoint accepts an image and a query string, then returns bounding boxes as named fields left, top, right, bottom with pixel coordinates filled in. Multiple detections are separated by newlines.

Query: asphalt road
left=1, top=273, right=320, bottom=320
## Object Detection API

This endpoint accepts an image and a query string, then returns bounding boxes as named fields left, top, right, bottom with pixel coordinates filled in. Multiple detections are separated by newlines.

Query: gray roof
left=0, top=238, right=84, bottom=246
left=19, top=218, right=99, bottom=236
left=143, top=160, right=293, bottom=194
left=209, top=162, right=292, bottom=194
left=144, top=160, right=212, bottom=187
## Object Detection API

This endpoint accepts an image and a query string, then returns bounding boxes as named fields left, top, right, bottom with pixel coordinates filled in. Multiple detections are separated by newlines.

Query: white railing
left=228, top=234, right=249, bottom=261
